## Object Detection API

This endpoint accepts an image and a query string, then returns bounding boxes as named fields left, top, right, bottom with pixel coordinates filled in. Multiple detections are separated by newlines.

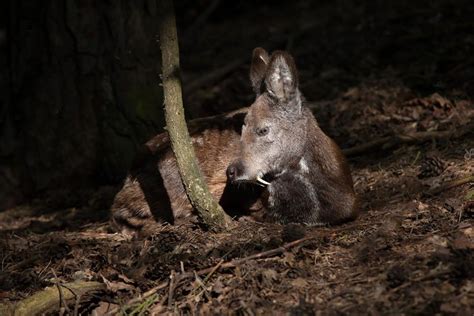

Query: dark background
left=1, top=0, right=473, bottom=210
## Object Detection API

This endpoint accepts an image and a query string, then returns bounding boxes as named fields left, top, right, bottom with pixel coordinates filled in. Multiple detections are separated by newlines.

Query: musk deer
left=227, top=48, right=358, bottom=225
left=110, top=48, right=357, bottom=235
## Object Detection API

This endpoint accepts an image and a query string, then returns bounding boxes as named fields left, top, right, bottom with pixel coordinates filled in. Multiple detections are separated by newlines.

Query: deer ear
left=264, top=51, right=299, bottom=104
left=250, top=47, right=270, bottom=95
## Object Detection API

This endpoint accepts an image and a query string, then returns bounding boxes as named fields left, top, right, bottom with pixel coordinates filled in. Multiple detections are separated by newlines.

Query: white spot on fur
left=299, top=158, right=309, bottom=174
left=267, top=185, right=275, bottom=207
left=295, top=173, right=320, bottom=221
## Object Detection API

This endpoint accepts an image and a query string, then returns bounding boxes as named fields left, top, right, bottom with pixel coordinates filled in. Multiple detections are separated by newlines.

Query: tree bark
left=158, top=0, right=228, bottom=230
left=0, top=1, right=165, bottom=209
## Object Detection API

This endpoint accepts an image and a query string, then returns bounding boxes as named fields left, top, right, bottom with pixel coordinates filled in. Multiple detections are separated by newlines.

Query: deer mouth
left=230, top=172, right=274, bottom=187
left=230, top=177, right=268, bottom=187
left=227, top=161, right=281, bottom=187
left=255, top=171, right=282, bottom=187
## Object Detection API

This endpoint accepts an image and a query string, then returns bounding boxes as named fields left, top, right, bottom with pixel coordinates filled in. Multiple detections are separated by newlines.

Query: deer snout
left=226, top=161, right=245, bottom=183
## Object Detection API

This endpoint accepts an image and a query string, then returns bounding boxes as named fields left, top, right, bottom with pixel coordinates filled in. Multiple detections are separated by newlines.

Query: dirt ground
left=1, top=0, right=474, bottom=315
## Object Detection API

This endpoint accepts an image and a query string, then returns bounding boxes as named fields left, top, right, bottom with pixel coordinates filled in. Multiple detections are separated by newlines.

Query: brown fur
left=110, top=112, right=263, bottom=234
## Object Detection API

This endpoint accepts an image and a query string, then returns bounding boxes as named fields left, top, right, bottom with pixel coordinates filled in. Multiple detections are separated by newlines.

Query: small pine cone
left=418, top=156, right=446, bottom=178
left=462, top=201, right=474, bottom=220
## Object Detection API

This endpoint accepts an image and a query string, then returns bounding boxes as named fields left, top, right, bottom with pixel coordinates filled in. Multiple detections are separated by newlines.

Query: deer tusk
left=256, top=176, right=271, bottom=186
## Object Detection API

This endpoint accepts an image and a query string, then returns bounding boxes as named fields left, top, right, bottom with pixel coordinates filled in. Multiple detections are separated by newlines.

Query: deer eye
left=256, top=126, right=269, bottom=136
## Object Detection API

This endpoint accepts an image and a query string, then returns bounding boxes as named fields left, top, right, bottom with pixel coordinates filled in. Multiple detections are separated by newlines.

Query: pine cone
left=418, top=155, right=446, bottom=178
left=462, top=201, right=474, bottom=220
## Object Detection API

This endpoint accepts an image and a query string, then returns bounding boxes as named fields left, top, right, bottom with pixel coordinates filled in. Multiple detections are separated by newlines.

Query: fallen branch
left=426, top=175, right=474, bottom=196
left=183, top=57, right=247, bottom=95
left=183, top=22, right=319, bottom=95
left=0, top=281, right=105, bottom=316
left=391, top=269, right=452, bottom=293
left=342, top=121, right=474, bottom=157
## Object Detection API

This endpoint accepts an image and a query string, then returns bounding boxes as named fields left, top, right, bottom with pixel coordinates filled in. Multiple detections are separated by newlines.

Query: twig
left=391, top=269, right=451, bottom=293
left=73, top=293, right=82, bottom=316
left=183, top=0, right=221, bottom=39
left=192, top=271, right=212, bottom=302
left=426, top=175, right=474, bottom=196
left=190, top=259, right=223, bottom=298
left=203, top=259, right=224, bottom=284
left=51, top=269, right=71, bottom=315
left=61, top=284, right=80, bottom=316
left=168, top=270, right=176, bottom=309
left=7, top=253, right=42, bottom=272
left=223, top=236, right=312, bottom=267
left=410, top=150, right=421, bottom=166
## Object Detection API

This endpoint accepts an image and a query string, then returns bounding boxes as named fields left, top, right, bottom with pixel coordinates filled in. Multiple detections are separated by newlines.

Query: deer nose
left=226, top=161, right=243, bottom=182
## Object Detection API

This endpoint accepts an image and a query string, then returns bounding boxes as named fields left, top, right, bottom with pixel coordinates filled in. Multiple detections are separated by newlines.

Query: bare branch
left=158, top=0, right=228, bottom=230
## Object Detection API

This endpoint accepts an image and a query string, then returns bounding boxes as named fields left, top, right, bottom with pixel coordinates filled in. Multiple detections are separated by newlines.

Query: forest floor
left=1, top=0, right=474, bottom=315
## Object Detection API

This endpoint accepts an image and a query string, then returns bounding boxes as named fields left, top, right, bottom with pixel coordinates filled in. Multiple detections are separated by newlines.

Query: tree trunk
left=0, top=1, right=165, bottom=209
left=158, top=0, right=228, bottom=231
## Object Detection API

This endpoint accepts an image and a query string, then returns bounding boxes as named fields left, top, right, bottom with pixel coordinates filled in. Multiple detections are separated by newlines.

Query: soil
left=1, top=0, right=473, bottom=314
